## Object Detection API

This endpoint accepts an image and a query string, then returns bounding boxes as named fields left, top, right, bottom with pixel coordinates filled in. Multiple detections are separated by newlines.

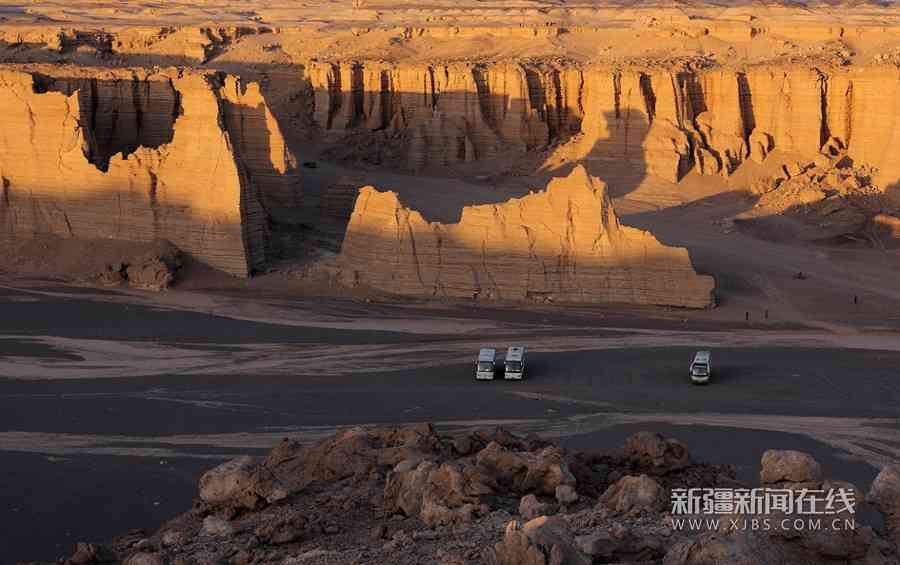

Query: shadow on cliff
left=33, top=73, right=179, bottom=171
left=547, top=109, right=650, bottom=201
left=249, top=64, right=590, bottom=253
left=4, top=60, right=689, bottom=282
left=378, top=109, right=652, bottom=225
left=9, top=56, right=593, bottom=258
left=2, top=70, right=313, bottom=275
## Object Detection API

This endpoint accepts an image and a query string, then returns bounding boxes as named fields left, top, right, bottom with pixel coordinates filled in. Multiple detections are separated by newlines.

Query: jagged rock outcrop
left=326, top=165, right=715, bottom=307
left=0, top=66, right=297, bottom=277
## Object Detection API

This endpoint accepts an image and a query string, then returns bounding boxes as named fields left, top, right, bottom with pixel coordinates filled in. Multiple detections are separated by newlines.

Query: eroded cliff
left=3, top=13, right=900, bottom=305
left=0, top=66, right=299, bottom=277
left=307, top=61, right=900, bottom=191
left=325, top=165, right=715, bottom=307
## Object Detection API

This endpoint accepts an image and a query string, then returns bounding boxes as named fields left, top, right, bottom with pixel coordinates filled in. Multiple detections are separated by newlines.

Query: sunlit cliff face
left=306, top=61, right=900, bottom=191
left=2, top=3, right=900, bottom=300
left=322, top=165, right=715, bottom=308
left=0, top=69, right=297, bottom=277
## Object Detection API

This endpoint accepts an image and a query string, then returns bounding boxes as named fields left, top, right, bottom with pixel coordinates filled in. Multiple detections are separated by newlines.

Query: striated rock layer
left=308, top=61, right=583, bottom=170
left=308, top=61, right=900, bottom=189
left=0, top=66, right=298, bottom=277
left=328, top=165, right=714, bottom=307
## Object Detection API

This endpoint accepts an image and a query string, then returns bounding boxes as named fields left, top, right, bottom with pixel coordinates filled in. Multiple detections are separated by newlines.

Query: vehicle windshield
left=692, top=363, right=709, bottom=375
left=477, top=361, right=494, bottom=372
left=506, top=361, right=522, bottom=372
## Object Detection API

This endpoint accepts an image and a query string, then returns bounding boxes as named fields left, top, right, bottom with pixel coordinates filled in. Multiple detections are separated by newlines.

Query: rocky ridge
left=42, top=423, right=900, bottom=565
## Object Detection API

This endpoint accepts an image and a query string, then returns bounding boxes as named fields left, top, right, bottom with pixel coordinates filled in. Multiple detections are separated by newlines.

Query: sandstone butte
left=0, top=66, right=299, bottom=277
left=327, top=165, right=715, bottom=308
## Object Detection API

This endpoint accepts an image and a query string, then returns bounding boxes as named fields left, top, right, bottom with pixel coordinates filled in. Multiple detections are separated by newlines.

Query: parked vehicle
left=475, top=348, right=497, bottom=380
left=690, top=350, right=712, bottom=384
left=504, top=346, right=526, bottom=380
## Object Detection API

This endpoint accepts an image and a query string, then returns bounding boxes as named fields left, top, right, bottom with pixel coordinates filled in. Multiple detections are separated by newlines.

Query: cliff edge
left=328, top=165, right=715, bottom=308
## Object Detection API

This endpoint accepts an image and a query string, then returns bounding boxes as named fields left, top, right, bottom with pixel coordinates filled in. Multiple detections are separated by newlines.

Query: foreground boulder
left=476, top=442, right=576, bottom=495
left=760, top=449, right=823, bottom=485
left=624, top=431, right=691, bottom=474
left=485, top=517, right=591, bottom=565
left=196, top=455, right=288, bottom=513
left=556, top=485, right=578, bottom=506
left=520, top=494, right=552, bottom=521
left=122, top=553, right=165, bottom=565
left=664, top=521, right=880, bottom=565
left=253, top=423, right=444, bottom=496
left=870, top=465, right=900, bottom=545
left=576, top=525, right=672, bottom=563
left=65, top=542, right=116, bottom=564
left=195, top=424, right=444, bottom=516
left=664, top=529, right=788, bottom=565
left=198, top=456, right=259, bottom=508
left=383, top=460, right=491, bottom=526
left=599, top=474, right=668, bottom=513
left=666, top=450, right=883, bottom=565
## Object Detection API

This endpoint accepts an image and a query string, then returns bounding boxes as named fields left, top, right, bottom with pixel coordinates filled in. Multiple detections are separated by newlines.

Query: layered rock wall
left=307, top=61, right=900, bottom=188
left=307, top=62, right=583, bottom=169
left=329, top=165, right=715, bottom=307
left=0, top=67, right=296, bottom=276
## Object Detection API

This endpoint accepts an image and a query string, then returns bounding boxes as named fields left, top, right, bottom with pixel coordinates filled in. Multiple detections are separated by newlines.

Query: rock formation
left=734, top=146, right=895, bottom=243
left=46, top=424, right=900, bottom=565
left=307, top=61, right=900, bottom=191
left=623, top=431, right=692, bottom=474
left=327, top=165, right=715, bottom=307
left=94, top=239, right=183, bottom=291
left=869, top=465, right=900, bottom=545
left=2, top=58, right=900, bottom=284
left=485, top=516, right=591, bottom=565
left=0, top=66, right=298, bottom=277
left=759, top=449, right=824, bottom=485
left=308, top=62, right=583, bottom=170
left=598, top=474, right=668, bottom=514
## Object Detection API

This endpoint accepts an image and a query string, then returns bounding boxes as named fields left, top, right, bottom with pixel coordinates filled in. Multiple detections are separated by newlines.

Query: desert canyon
left=3, top=1, right=900, bottom=564
left=0, top=0, right=897, bottom=308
